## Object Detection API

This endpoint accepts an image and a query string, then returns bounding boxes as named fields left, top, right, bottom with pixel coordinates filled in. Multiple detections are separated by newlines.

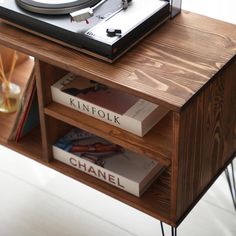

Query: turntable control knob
left=122, top=0, right=132, bottom=9
left=106, top=29, right=122, bottom=37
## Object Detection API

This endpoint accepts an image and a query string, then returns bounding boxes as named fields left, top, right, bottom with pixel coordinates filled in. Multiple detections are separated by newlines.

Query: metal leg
left=160, top=221, right=165, bottom=236
left=171, top=226, right=177, bottom=236
left=160, top=221, right=177, bottom=236
left=225, top=161, right=236, bottom=211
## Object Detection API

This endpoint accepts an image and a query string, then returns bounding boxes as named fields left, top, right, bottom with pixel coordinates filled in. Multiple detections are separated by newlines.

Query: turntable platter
left=15, top=0, right=101, bottom=14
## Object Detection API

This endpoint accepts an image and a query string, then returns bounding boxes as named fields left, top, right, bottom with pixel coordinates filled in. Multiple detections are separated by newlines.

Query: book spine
left=53, top=146, right=140, bottom=197
left=15, top=82, right=36, bottom=142
left=51, top=86, right=143, bottom=136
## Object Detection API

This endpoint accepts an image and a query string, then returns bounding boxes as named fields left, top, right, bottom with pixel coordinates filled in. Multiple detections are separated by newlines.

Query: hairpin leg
left=160, top=221, right=165, bottom=236
left=160, top=221, right=177, bottom=236
left=225, top=161, right=236, bottom=211
left=171, top=226, right=177, bottom=236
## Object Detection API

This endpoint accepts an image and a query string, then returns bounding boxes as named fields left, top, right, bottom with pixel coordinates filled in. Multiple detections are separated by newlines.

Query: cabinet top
left=1, top=11, right=236, bottom=111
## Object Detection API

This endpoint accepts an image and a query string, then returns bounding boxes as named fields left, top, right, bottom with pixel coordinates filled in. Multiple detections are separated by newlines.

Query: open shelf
left=1, top=12, right=236, bottom=228
left=38, top=113, right=173, bottom=224
left=0, top=114, right=172, bottom=224
left=0, top=111, right=172, bottom=224
left=44, top=102, right=173, bottom=166
left=0, top=110, right=172, bottom=225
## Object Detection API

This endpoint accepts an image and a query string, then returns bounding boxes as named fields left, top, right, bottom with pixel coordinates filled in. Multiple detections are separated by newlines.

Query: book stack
left=53, top=128, right=165, bottom=197
left=51, top=73, right=169, bottom=137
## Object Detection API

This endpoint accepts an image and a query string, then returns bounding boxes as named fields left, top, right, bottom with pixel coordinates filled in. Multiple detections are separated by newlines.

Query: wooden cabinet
left=0, top=11, right=235, bottom=227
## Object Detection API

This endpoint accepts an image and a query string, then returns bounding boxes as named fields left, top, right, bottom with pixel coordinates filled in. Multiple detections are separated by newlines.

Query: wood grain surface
left=1, top=12, right=236, bottom=111
left=44, top=103, right=172, bottom=165
left=0, top=11, right=236, bottom=227
left=173, top=57, right=236, bottom=224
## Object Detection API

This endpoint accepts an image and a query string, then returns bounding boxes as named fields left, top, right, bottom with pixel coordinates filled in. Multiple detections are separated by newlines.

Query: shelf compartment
left=1, top=115, right=173, bottom=224
left=41, top=112, right=173, bottom=224
left=44, top=102, right=173, bottom=166
left=32, top=109, right=174, bottom=225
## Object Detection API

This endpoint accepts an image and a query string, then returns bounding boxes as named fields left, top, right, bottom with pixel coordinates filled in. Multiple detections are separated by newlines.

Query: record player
left=0, top=0, right=181, bottom=62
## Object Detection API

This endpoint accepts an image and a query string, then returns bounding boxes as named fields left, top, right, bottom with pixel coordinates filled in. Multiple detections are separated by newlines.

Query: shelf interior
left=45, top=102, right=173, bottom=166
left=0, top=49, right=174, bottom=226
left=36, top=114, right=173, bottom=225
left=0, top=115, right=173, bottom=225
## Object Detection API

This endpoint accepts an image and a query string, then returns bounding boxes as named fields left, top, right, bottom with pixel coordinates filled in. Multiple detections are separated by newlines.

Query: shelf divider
left=45, top=102, right=172, bottom=166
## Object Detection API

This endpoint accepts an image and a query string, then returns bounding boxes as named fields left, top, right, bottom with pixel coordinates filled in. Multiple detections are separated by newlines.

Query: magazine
left=53, top=128, right=165, bottom=196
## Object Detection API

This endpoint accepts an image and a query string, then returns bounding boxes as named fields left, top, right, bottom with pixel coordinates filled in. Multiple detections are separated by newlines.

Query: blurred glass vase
left=0, top=81, right=21, bottom=113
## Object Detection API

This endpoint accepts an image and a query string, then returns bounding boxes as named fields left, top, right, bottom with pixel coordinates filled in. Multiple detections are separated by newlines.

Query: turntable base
left=0, top=0, right=170, bottom=62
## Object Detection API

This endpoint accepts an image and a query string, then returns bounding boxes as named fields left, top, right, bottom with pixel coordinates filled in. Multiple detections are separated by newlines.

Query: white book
left=51, top=73, right=168, bottom=137
left=52, top=128, right=165, bottom=197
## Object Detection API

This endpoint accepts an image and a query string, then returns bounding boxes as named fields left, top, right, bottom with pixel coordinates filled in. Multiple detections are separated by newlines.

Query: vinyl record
left=15, top=0, right=101, bottom=14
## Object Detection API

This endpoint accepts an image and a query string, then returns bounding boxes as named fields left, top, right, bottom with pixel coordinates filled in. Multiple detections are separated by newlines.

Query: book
left=8, top=66, right=35, bottom=140
left=15, top=81, right=39, bottom=141
left=51, top=73, right=168, bottom=137
left=53, top=128, right=165, bottom=197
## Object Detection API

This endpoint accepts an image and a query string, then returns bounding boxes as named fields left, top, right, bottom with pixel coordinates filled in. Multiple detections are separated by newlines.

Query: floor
left=0, top=1, right=236, bottom=236
left=0, top=146, right=235, bottom=236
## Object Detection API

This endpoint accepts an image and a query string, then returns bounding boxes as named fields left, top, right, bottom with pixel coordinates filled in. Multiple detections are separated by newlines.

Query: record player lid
left=15, top=0, right=101, bottom=14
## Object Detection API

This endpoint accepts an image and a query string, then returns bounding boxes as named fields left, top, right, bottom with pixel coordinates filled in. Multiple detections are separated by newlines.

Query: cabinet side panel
left=170, top=112, right=180, bottom=221
left=176, top=58, right=236, bottom=222
left=35, top=60, right=68, bottom=161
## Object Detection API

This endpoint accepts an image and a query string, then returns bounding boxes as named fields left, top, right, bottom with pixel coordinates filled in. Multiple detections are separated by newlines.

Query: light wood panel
left=35, top=59, right=67, bottom=162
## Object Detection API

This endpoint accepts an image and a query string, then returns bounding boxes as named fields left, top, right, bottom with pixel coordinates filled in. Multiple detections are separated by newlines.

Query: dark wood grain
left=0, top=11, right=236, bottom=228
left=35, top=59, right=68, bottom=162
left=170, top=112, right=180, bottom=220
left=173, top=57, right=236, bottom=224
left=0, top=125, right=173, bottom=225
left=1, top=12, right=236, bottom=111
left=41, top=117, right=173, bottom=225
